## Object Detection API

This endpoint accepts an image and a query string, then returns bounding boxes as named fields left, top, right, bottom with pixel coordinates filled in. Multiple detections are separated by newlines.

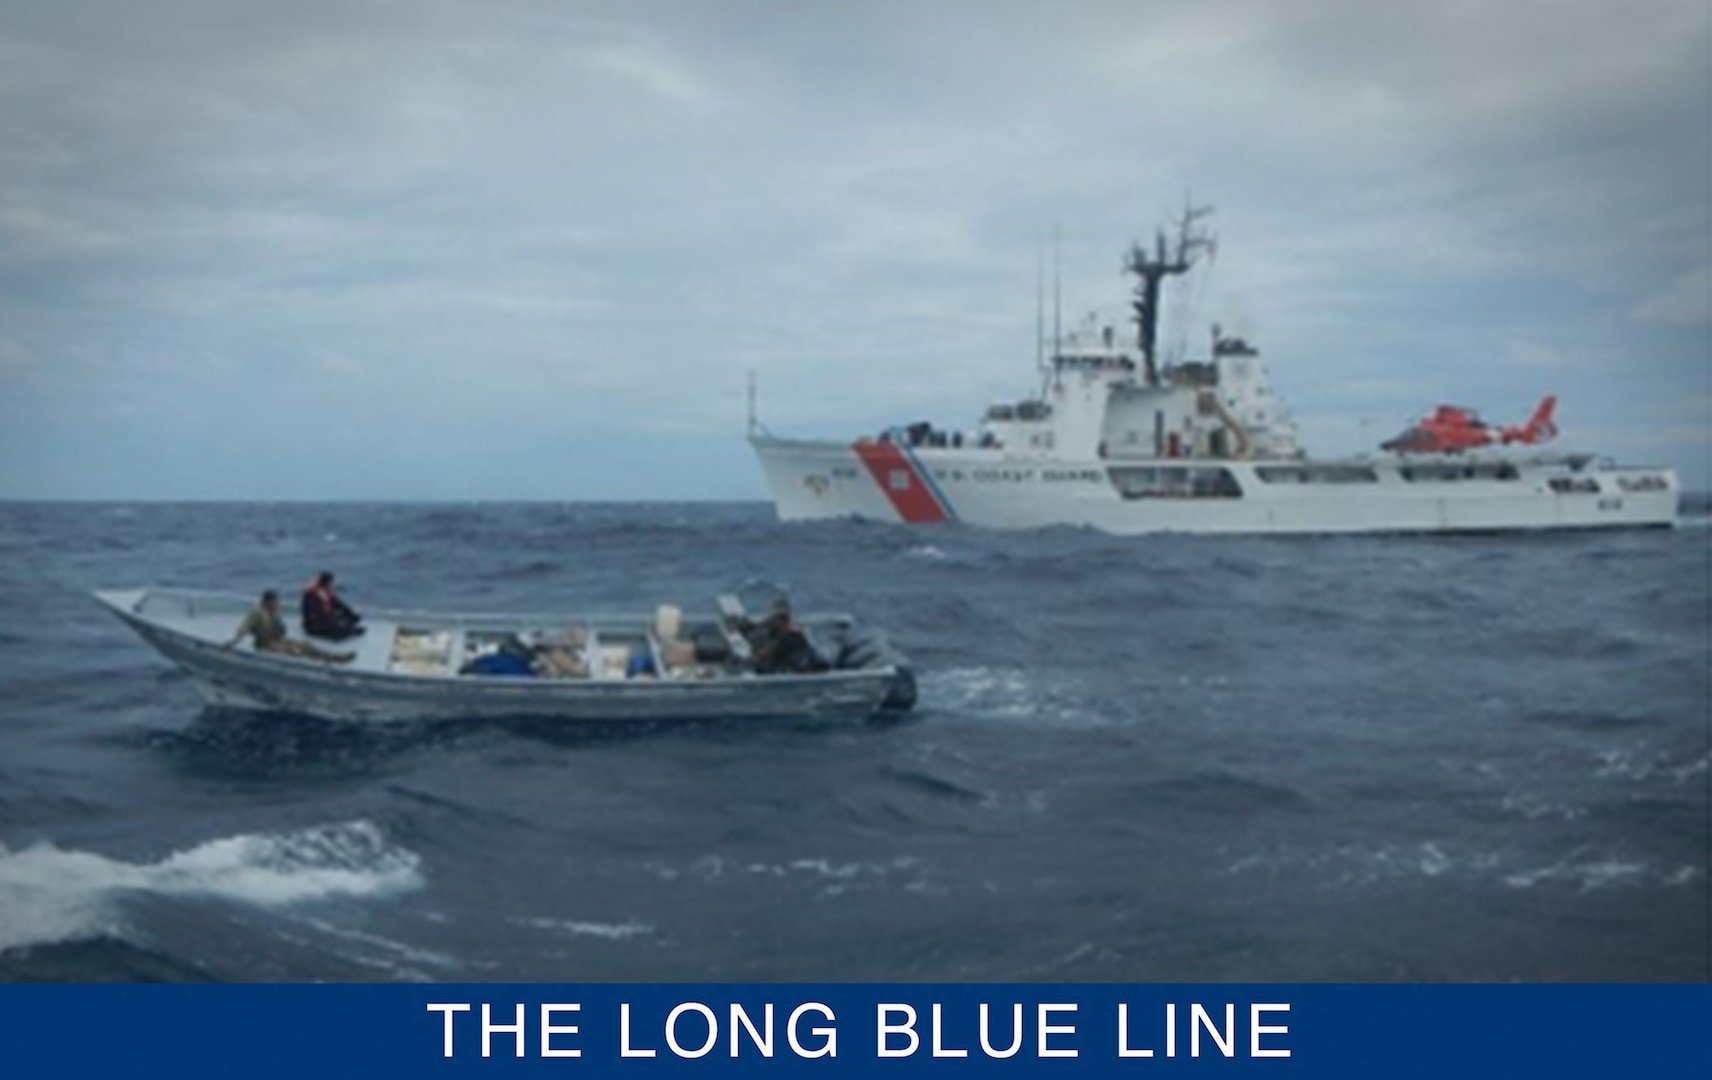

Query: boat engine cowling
left=831, top=627, right=916, bottom=712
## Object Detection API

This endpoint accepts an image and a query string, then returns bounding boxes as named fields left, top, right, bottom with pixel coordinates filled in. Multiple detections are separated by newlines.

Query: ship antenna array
left=1052, top=225, right=1062, bottom=357
left=746, top=370, right=770, bottom=436
left=1050, top=225, right=1063, bottom=393
left=1035, top=236, right=1045, bottom=376
left=1126, top=200, right=1216, bottom=385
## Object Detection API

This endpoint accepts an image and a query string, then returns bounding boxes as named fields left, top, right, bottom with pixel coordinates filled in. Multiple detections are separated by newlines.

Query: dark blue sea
left=1, top=501, right=1707, bottom=983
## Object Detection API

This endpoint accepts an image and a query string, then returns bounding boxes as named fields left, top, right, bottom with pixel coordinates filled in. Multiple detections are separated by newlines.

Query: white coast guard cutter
left=750, top=209, right=1677, bottom=535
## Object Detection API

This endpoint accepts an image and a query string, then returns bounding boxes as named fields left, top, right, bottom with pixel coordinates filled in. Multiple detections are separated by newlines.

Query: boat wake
left=0, top=820, right=422, bottom=953
left=922, top=666, right=1099, bottom=727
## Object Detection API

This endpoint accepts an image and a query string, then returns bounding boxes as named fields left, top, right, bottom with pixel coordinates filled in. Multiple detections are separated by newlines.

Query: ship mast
left=1126, top=203, right=1215, bottom=386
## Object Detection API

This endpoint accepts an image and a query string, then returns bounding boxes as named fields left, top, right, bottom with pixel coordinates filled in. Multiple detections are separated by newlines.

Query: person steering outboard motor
left=748, top=595, right=828, bottom=675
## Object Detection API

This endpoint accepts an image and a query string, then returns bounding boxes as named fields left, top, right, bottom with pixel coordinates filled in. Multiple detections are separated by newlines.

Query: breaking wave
left=0, top=820, right=422, bottom=953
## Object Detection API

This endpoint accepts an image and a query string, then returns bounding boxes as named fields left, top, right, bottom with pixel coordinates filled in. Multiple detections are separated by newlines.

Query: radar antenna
left=1125, top=201, right=1216, bottom=385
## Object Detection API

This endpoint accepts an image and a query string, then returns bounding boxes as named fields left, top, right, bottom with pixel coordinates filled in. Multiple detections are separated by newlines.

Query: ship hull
left=751, top=436, right=1678, bottom=535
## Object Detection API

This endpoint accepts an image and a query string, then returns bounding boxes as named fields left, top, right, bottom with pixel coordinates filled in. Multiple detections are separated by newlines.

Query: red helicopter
left=1381, top=396, right=1558, bottom=454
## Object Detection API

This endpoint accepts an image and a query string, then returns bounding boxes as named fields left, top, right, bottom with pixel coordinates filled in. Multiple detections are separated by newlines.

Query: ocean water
left=0, top=500, right=1706, bottom=983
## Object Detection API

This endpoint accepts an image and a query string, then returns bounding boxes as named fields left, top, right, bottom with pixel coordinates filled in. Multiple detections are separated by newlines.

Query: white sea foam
left=1592, top=745, right=1710, bottom=785
left=1591, top=747, right=1639, bottom=779
left=1342, top=842, right=1502, bottom=885
left=658, top=853, right=931, bottom=899
left=1226, top=841, right=1502, bottom=886
left=734, top=857, right=879, bottom=881
left=518, top=917, right=653, bottom=941
left=786, top=858, right=872, bottom=880
left=1237, top=839, right=1691, bottom=895
left=1498, top=794, right=1588, bottom=821
left=1668, top=753, right=1709, bottom=783
left=295, top=914, right=459, bottom=980
left=1417, top=842, right=1451, bottom=878
left=925, top=666, right=1084, bottom=723
left=1661, top=866, right=1703, bottom=887
left=928, top=666, right=1031, bottom=709
left=0, top=820, right=423, bottom=953
left=1497, top=844, right=1703, bottom=893
left=756, top=856, right=921, bottom=882
left=1504, top=858, right=1650, bottom=893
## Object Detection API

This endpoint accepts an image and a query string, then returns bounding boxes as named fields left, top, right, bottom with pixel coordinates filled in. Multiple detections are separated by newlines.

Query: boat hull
left=98, top=590, right=906, bottom=725
left=751, top=436, right=1679, bottom=535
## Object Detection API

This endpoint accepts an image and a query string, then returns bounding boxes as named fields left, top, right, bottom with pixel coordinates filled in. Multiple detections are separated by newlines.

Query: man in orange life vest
left=301, top=571, right=365, bottom=641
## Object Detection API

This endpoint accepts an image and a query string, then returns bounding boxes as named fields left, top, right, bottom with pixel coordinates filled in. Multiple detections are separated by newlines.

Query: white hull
left=97, top=589, right=912, bottom=724
left=752, top=437, right=1679, bottom=535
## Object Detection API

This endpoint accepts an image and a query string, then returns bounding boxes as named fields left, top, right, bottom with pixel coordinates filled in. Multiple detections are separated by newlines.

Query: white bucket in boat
left=655, top=604, right=683, bottom=641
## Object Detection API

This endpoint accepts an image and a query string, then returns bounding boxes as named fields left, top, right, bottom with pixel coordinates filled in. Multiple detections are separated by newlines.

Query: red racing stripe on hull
left=852, top=441, right=949, bottom=524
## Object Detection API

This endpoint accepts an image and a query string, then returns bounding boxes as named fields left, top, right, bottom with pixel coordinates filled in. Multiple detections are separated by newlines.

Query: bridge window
left=1108, top=466, right=1242, bottom=499
left=1402, top=463, right=1520, bottom=483
left=1616, top=474, right=1668, bottom=493
left=1256, top=465, right=1378, bottom=484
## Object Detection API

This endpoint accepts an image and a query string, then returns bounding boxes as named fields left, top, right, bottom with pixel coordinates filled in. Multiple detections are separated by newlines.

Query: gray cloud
left=1, top=0, right=1706, bottom=496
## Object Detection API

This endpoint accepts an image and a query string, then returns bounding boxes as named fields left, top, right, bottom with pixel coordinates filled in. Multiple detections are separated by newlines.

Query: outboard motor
left=835, top=628, right=917, bottom=713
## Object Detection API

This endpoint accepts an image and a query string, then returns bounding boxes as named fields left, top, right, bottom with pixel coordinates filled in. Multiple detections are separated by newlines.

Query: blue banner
left=2, top=984, right=1706, bottom=1077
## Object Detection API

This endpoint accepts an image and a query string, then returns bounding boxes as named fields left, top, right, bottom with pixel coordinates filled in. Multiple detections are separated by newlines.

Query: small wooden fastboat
left=94, top=588, right=915, bottom=724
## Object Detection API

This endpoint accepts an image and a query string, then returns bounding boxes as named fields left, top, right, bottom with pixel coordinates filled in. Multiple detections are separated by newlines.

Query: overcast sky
left=1, top=0, right=1707, bottom=499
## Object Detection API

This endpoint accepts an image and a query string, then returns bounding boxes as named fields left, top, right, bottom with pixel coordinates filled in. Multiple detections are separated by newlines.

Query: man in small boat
left=301, top=570, right=365, bottom=641
left=228, top=590, right=353, bottom=663
left=749, top=595, right=829, bottom=675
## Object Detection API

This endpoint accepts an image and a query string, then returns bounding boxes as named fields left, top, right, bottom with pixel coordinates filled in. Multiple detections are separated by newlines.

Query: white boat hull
left=751, top=436, right=1679, bottom=535
left=97, top=589, right=911, bottom=725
